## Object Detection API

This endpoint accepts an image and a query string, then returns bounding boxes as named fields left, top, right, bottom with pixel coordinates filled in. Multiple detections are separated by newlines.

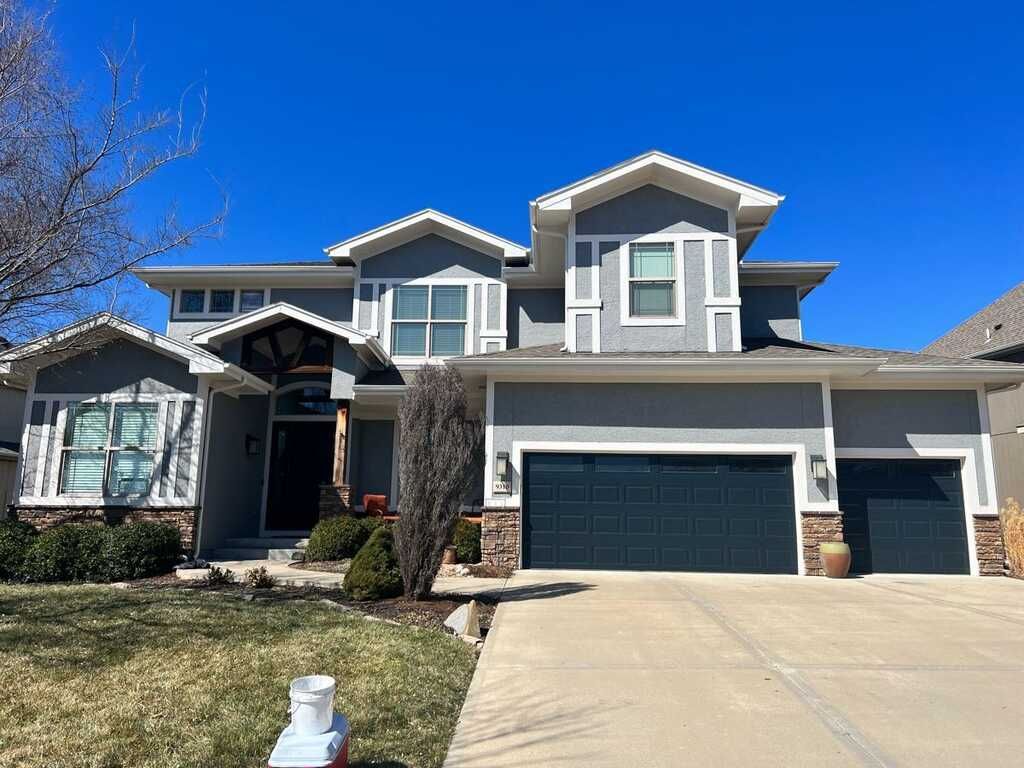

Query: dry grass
left=0, top=585, right=477, bottom=768
left=1003, top=497, right=1024, bottom=577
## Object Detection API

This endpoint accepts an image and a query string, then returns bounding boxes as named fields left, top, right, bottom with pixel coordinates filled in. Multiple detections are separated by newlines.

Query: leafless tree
left=0, top=0, right=225, bottom=347
left=395, top=364, right=483, bottom=600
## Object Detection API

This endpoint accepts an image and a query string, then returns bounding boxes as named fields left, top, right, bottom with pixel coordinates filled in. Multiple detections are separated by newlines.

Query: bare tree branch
left=0, top=0, right=225, bottom=345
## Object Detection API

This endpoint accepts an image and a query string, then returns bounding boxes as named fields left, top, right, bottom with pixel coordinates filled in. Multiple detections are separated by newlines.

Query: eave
left=132, top=265, right=354, bottom=294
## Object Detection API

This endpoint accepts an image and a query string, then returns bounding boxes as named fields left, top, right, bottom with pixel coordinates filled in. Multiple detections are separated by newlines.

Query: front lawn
left=0, top=585, right=478, bottom=768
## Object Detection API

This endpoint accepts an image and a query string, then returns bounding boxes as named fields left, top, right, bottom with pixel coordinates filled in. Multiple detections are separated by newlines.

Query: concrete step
left=211, top=547, right=305, bottom=562
left=224, top=537, right=308, bottom=550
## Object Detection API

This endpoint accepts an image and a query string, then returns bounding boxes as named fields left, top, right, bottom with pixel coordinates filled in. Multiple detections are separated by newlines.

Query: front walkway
left=444, top=570, right=1024, bottom=768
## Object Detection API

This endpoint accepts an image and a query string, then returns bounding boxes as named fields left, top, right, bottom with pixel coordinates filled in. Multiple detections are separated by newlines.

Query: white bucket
left=288, top=675, right=336, bottom=736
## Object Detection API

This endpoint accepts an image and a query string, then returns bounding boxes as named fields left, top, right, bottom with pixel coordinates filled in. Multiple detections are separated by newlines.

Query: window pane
left=210, top=290, right=235, bottom=313
left=392, top=323, right=427, bottom=356
left=61, top=451, right=105, bottom=492
left=113, top=404, right=158, bottom=449
left=109, top=451, right=154, bottom=495
left=393, top=286, right=428, bottom=320
left=630, top=282, right=675, bottom=317
left=276, top=387, right=337, bottom=416
left=65, top=404, right=110, bottom=448
left=239, top=290, right=265, bottom=312
left=431, top=286, right=467, bottom=320
left=630, top=243, right=674, bottom=278
left=178, top=290, right=204, bottom=313
left=430, top=323, right=465, bottom=357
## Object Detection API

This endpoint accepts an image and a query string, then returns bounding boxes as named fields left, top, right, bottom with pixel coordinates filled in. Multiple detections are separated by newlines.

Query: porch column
left=318, top=400, right=353, bottom=519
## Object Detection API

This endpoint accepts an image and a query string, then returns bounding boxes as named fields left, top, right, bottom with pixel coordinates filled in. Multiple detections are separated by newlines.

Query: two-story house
left=3, top=151, right=1021, bottom=575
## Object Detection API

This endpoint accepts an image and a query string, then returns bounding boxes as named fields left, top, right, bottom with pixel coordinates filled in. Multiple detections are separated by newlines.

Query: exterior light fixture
left=493, top=451, right=511, bottom=494
left=811, top=455, right=828, bottom=481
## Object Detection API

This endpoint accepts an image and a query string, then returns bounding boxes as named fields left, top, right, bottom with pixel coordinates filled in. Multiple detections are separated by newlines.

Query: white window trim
left=620, top=236, right=684, bottom=326
left=379, top=277, right=494, bottom=364
left=58, top=403, right=159, bottom=498
left=18, top=392, right=201, bottom=508
left=172, top=288, right=271, bottom=321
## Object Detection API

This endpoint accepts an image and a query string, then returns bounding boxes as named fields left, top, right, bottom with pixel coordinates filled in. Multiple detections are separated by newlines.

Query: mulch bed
left=126, top=575, right=498, bottom=634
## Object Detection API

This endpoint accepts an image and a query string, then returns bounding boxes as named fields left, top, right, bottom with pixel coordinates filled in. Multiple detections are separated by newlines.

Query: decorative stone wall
left=481, top=507, right=520, bottom=569
left=14, top=505, right=200, bottom=553
left=973, top=515, right=1006, bottom=576
left=801, top=511, right=843, bottom=576
left=318, top=484, right=353, bottom=520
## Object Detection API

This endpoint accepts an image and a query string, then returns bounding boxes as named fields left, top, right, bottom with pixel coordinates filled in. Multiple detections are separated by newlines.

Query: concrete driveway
left=444, top=571, right=1024, bottom=767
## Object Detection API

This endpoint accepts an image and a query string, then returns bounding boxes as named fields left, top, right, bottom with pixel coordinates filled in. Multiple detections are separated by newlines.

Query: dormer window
left=629, top=243, right=676, bottom=318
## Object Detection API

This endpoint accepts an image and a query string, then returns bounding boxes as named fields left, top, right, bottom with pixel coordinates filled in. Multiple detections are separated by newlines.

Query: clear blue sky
left=54, top=1, right=1023, bottom=351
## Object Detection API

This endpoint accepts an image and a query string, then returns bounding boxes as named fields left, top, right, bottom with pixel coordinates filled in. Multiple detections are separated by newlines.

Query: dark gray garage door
left=837, top=459, right=969, bottom=575
left=523, top=453, right=797, bottom=573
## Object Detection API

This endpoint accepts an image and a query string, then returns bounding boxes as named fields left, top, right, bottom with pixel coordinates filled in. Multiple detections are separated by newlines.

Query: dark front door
left=266, top=421, right=335, bottom=531
left=522, top=453, right=797, bottom=573
left=837, top=459, right=969, bottom=574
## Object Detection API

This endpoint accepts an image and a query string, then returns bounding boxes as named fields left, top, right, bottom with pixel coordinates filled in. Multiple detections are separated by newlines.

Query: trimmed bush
left=0, top=520, right=38, bottom=581
left=21, top=526, right=95, bottom=582
left=306, top=515, right=379, bottom=562
left=103, top=522, right=181, bottom=581
left=452, top=519, right=481, bottom=564
left=343, top=527, right=402, bottom=600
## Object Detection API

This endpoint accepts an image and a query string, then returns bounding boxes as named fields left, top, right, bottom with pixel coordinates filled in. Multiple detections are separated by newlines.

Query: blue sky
left=54, top=1, right=1023, bottom=351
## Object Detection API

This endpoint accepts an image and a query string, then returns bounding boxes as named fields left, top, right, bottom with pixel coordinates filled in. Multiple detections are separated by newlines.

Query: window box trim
left=381, top=278, right=484, bottom=362
left=171, top=288, right=271, bottom=321
left=617, top=235, right=687, bottom=327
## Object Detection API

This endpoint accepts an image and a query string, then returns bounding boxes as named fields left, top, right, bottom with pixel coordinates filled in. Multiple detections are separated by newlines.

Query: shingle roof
left=459, top=338, right=1018, bottom=368
left=924, top=283, right=1024, bottom=359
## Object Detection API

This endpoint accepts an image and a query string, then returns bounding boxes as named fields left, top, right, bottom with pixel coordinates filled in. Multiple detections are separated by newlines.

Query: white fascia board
left=189, top=302, right=389, bottom=366
left=864, top=365, right=1024, bottom=384
left=324, top=209, right=528, bottom=263
left=449, top=356, right=884, bottom=379
left=132, top=265, right=354, bottom=291
left=533, top=151, right=783, bottom=211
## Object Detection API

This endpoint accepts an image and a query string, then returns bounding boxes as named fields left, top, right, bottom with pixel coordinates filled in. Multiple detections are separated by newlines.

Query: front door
left=266, top=421, right=335, bottom=531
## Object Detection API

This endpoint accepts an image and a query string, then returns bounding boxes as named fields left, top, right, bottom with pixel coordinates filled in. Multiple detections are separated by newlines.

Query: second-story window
left=179, top=290, right=205, bottom=314
left=209, top=290, right=235, bottom=313
left=391, top=285, right=467, bottom=357
left=239, top=290, right=265, bottom=312
left=629, top=243, right=676, bottom=318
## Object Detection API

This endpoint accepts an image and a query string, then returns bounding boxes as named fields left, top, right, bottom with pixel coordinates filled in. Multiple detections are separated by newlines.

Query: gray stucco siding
left=34, top=339, right=199, bottom=396
left=831, top=389, right=990, bottom=506
left=507, top=289, right=564, bottom=348
left=198, top=393, right=269, bottom=551
left=269, top=288, right=353, bottom=322
left=712, top=240, right=730, bottom=298
left=599, top=239, right=709, bottom=352
left=0, top=387, right=26, bottom=448
left=740, top=286, right=802, bottom=341
left=349, top=419, right=394, bottom=506
left=359, top=233, right=501, bottom=280
left=575, top=242, right=593, bottom=300
left=492, top=382, right=829, bottom=505
left=575, top=184, right=729, bottom=235
left=575, top=315, right=593, bottom=353
left=331, top=339, right=369, bottom=399
left=715, top=312, right=733, bottom=351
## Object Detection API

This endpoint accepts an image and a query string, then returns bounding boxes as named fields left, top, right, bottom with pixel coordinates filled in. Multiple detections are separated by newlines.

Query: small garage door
left=837, top=459, right=969, bottom=574
left=522, top=453, right=797, bottom=573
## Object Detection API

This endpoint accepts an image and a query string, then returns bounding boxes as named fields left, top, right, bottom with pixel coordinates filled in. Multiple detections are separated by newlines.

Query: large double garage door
left=522, top=453, right=971, bottom=574
left=522, top=453, right=799, bottom=573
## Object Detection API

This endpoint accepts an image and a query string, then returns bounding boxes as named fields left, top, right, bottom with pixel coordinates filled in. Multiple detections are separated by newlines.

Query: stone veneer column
left=800, top=511, right=843, bottom=576
left=481, top=507, right=520, bottom=569
left=973, top=515, right=1006, bottom=576
left=318, top=484, right=353, bottom=520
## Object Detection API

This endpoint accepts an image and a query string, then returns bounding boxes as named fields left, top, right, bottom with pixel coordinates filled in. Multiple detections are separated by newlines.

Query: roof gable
left=324, top=209, right=527, bottom=264
left=925, top=282, right=1024, bottom=360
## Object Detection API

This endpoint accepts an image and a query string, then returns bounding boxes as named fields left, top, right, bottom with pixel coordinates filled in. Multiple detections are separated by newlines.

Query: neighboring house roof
left=0, top=313, right=274, bottom=394
left=188, top=302, right=390, bottom=367
left=323, top=209, right=528, bottom=264
left=451, top=339, right=1024, bottom=382
left=923, top=282, right=1024, bottom=360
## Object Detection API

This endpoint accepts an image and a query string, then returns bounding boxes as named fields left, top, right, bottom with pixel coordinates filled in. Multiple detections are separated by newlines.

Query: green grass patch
left=0, top=585, right=477, bottom=768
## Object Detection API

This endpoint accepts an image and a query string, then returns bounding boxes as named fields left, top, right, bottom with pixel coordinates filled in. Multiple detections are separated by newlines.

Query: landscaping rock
left=108, top=582, right=132, bottom=590
left=444, top=599, right=481, bottom=639
left=175, top=567, right=211, bottom=582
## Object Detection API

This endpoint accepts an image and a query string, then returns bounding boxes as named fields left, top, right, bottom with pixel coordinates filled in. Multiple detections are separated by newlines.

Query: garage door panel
left=523, top=453, right=797, bottom=573
left=837, top=459, right=969, bottom=575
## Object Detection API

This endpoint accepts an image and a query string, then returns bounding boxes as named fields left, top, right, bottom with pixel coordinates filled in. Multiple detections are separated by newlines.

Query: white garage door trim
left=835, top=447, right=983, bottom=576
left=505, top=440, right=841, bottom=576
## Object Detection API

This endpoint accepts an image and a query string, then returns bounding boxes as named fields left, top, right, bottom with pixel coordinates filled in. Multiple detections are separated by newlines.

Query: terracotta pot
left=819, top=541, right=851, bottom=578
left=442, top=545, right=458, bottom=565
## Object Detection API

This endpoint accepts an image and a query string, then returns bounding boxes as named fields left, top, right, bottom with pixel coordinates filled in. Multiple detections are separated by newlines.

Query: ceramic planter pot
left=442, top=545, right=458, bottom=565
left=819, top=541, right=851, bottom=578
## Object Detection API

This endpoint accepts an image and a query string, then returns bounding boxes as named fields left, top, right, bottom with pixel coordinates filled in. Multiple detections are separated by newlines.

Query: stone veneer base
left=14, top=505, right=200, bottom=554
left=973, top=515, right=1006, bottom=576
left=318, top=484, right=353, bottom=520
left=481, top=507, right=520, bottom=569
left=800, top=511, right=844, bottom=576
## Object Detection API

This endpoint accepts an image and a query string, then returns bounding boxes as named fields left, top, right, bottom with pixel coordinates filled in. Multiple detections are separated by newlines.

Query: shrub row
left=305, top=515, right=385, bottom=562
left=452, top=519, right=481, bottom=564
left=0, top=520, right=181, bottom=583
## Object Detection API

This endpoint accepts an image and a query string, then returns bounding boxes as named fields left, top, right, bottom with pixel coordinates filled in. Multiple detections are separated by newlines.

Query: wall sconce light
left=810, top=455, right=828, bottom=481
left=494, top=451, right=510, bottom=494
left=245, top=435, right=262, bottom=456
